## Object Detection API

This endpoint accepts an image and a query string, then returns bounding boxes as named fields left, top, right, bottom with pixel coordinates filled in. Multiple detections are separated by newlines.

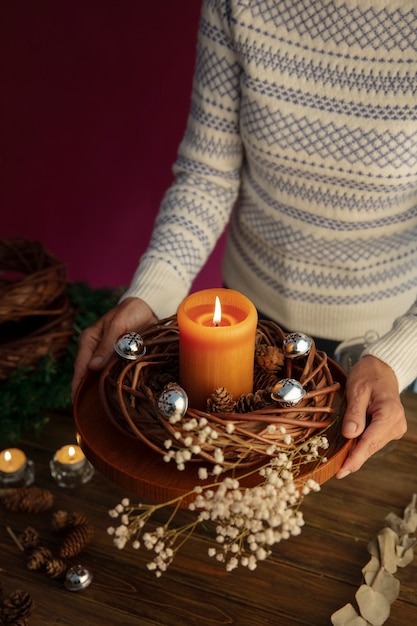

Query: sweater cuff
left=361, top=316, right=417, bottom=391
left=119, top=258, right=190, bottom=320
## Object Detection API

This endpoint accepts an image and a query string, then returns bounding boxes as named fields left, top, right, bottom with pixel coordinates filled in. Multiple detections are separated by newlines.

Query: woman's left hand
left=336, top=355, right=407, bottom=478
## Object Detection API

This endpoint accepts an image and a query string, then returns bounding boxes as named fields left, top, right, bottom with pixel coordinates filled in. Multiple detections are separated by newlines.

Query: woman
left=72, top=0, right=417, bottom=478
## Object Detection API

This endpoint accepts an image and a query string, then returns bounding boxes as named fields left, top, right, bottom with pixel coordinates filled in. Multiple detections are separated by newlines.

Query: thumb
left=341, top=388, right=370, bottom=439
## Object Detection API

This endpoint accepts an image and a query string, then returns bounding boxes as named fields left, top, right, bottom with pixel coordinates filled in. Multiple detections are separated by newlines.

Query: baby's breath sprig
left=107, top=427, right=330, bottom=576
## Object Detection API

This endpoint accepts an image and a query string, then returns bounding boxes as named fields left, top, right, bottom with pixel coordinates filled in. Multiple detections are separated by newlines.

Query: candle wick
left=6, top=526, right=25, bottom=552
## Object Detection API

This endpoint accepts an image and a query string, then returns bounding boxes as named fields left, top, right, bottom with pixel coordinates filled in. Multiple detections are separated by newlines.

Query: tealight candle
left=50, top=444, right=94, bottom=488
left=0, top=448, right=35, bottom=488
left=177, top=288, right=258, bottom=409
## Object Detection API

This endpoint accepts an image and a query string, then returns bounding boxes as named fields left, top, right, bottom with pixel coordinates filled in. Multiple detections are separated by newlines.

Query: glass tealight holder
left=49, top=444, right=94, bottom=488
left=0, top=448, right=35, bottom=488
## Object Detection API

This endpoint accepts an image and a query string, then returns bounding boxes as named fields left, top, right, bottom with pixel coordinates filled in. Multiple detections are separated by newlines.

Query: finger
left=71, top=327, right=103, bottom=400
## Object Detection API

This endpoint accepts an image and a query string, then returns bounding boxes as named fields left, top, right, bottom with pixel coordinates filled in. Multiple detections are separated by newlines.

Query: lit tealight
left=50, top=443, right=94, bottom=488
left=0, top=448, right=35, bottom=487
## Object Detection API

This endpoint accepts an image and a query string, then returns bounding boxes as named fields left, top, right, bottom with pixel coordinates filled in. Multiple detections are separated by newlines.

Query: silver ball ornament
left=283, top=332, right=312, bottom=358
left=114, top=332, right=146, bottom=360
left=64, top=564, right=93, bottom=591
left=271, top=378, right=306, bottom=406
left=158, top=385, right=188, bottom=420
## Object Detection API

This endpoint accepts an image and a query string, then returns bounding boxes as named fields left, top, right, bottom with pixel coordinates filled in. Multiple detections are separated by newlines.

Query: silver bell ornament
left=64, top=564, right=93, bottom=591
left=283, top=332, right=312, bottom=358
left=158, top=385, right=188, bottom=421
left=271, top=378, right=306, bottom=406
left=114, top=332, right=146, bottom=360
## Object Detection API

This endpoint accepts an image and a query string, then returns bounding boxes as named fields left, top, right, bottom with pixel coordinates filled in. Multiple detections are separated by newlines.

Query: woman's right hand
left=71, top=297, right=157, bottom=400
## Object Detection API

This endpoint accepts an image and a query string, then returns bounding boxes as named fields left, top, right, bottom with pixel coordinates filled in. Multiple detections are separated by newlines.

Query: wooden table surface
left=1, top=391, right=416, bottom=626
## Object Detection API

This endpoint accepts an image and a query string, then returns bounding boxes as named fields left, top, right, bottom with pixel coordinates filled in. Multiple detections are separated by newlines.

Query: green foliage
left=0, top=282, right=124, bottom=445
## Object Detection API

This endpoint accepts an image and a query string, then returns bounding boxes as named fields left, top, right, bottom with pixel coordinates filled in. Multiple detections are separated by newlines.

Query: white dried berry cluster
left=106, top=432, right=329, bottom=576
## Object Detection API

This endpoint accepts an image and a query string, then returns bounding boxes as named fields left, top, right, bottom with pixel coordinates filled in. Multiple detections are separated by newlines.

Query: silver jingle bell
left=64, top=564, right=93, bottom=591
left=271, top=378, right=306, bottom=406
left=158, top=385, right=188, bottom=421
left=283, top=332, right=312, bottom=358
left=114, top=332, right=146, bottom=360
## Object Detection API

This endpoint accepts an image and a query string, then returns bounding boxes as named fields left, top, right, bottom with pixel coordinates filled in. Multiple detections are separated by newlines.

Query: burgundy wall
left=1, top=1, right=225, bottom=291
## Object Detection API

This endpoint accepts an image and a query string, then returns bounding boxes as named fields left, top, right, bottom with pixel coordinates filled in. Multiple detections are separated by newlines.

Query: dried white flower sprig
left=107, top=430, right=330, bottom=576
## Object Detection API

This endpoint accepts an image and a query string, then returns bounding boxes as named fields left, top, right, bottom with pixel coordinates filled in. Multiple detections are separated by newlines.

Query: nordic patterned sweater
left=122, top=0, right=417, bottom=390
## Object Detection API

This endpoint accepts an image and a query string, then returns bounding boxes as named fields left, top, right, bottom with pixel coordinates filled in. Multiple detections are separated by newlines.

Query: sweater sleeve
left=361, top=296, right=417, bottom=391
left=120, top=0, right=243, bottom=318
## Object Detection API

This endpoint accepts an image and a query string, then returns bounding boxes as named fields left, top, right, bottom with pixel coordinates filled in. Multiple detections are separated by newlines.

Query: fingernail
left=337, top=470, right=351, bottom=480
left=90, top=356, right=104, bottom=368
left=343, top=421, right=358, bottom=435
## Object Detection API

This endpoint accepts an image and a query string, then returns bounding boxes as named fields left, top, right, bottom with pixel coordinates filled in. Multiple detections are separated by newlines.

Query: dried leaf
left=403, top=494, right=417, bottom=532
left=363, top=565, right=399, bottom=604
left=331, top=603, right=368, bottom=625
left=377, top=527, right=399, bottom=574
left=384, top=512, right=410, bottom=537
left=355, top=585, right=391, bottom=626
left=396, top=545, right=415, bottom=568
left=367, top=537, right=380, bottom=560
left=362, top=556, right=381, bottom=586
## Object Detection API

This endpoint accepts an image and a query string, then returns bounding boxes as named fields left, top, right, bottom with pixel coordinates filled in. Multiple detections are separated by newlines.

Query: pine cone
left=1, top=487, right=53, bottom=513
left=2, top=589, right=33, bottom=622
left=253, top=368, right=279, bottom=393
left=59, top=523, right=94, bottom=558
left=207, top=387, right=236, bottom=413
left=235, top=389, right=271, bottom=413
left=17, top=527, right=40, bottom=551
left=255, top=344, right=284, bottom=372
left=44, top=558, right=67, bottom=580
left=52, top=509, right=90, bottom=532
left=26, top=546, right=53, bottom=571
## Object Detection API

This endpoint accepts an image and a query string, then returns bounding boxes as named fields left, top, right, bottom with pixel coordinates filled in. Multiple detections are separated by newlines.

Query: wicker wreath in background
left=0, top=238, right=75, bottom=380
left=100, top=316, right=345, bottom=469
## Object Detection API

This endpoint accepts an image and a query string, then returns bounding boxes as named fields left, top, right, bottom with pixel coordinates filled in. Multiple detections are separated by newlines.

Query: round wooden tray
left=73, top=362, right=352, bottom=506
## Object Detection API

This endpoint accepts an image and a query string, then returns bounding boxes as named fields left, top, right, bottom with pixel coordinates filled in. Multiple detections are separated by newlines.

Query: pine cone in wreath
left=207, top=387, right=236, bottom=413
left=255, top=344, right=284, bottom=372
left=235, top=389, right=272, bottom=413
left=1, top=589, right=33, bottom=624
left=0, top=487, right=53, bottom=513
left=59, top=523, right=94, bottom=559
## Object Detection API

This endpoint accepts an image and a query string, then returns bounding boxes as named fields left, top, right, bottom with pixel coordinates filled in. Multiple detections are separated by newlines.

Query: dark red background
left=1, top=1, right=225, bottom=291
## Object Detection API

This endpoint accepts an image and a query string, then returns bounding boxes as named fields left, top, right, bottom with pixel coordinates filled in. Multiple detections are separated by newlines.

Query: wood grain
left=1, top=392, right=416, bottom=625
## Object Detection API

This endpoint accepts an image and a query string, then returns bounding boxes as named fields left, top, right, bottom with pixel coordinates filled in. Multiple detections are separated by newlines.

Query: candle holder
left=99, top=315, right=341, bottom=470
left=50, top=444, right=94, bottom=488
left=0, top=448, right=35, bottom=488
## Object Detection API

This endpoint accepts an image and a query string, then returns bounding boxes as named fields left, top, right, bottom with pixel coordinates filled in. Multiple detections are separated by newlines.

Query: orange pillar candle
left=177, top=288, right=258, bottom=410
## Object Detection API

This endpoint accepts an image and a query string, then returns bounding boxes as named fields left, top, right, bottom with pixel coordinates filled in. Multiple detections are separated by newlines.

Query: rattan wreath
left=0, top=238, right=68, bottom=321
left=0, top=295, right=75, bottom=380
left=100, top=316, right=344, bottom=469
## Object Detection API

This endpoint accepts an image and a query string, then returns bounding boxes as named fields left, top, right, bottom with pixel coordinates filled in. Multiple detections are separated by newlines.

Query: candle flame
left=4, top=450, right=11, bottom=462
left=213, top=297, right=222, bottom=326
left=68, top=446, right=76, bottom=458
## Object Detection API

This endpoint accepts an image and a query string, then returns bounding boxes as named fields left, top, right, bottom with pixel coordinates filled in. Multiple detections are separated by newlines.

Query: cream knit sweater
left=122, top=0, right=417, bottom=390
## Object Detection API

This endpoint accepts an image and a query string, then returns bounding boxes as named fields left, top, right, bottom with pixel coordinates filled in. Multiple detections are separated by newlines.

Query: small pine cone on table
left=0, top=487, right=53, bottom=513
left=52, top=509, right=90, bottom=532
left=207, top=387, right=236, bottom=413
left=1, top=589, right=33, bottom=624
left=44, top=557, right=67, bottom=580
left=59, top=523, right=94, bottom=559
left=26, top=546, right=53, bottom=571
left=17, top=527, right=40, bottom=551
